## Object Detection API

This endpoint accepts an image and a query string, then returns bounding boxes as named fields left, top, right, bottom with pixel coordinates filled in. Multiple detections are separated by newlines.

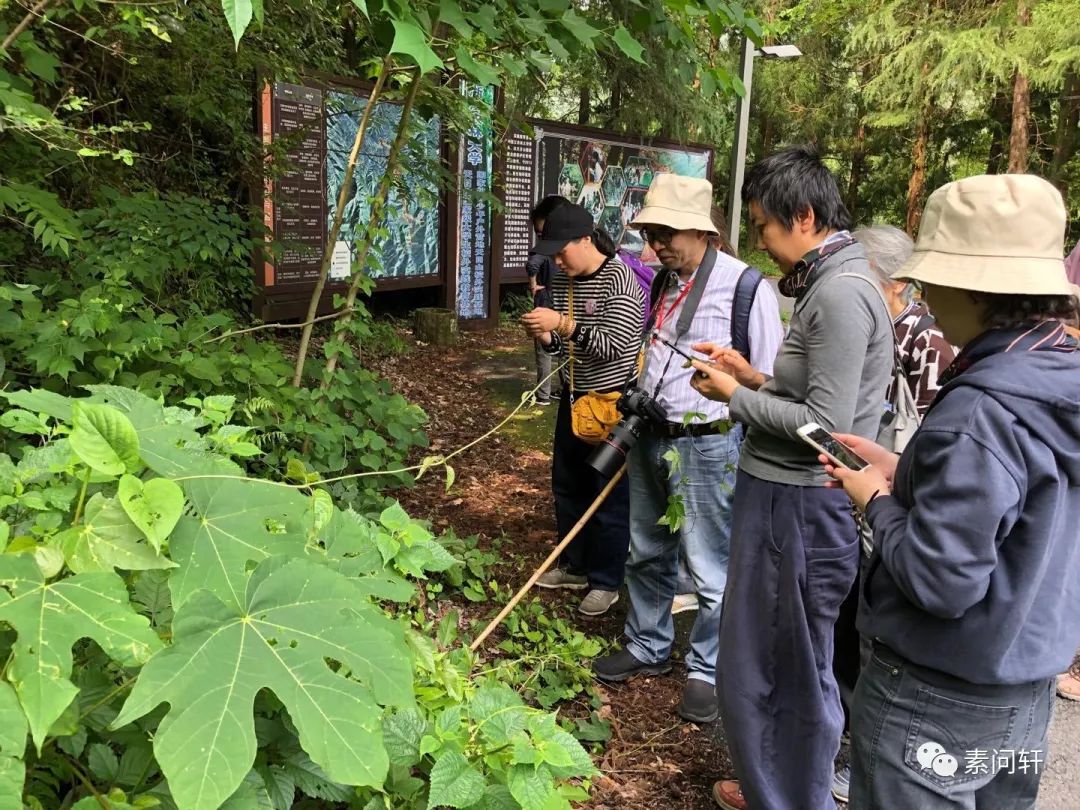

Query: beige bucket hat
left=629, top=174, right=718, bottom=234
left=894, top=174, right=1072, bottom=295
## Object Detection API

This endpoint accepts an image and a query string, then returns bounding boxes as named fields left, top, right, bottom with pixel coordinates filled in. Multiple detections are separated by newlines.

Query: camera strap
left=639, top=244, right=717, bottom=383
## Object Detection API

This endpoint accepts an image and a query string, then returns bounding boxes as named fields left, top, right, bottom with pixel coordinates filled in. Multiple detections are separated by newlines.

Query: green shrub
left=0, top=193, right=428, bottom=510
left=0, top=386, right=595, bottom=810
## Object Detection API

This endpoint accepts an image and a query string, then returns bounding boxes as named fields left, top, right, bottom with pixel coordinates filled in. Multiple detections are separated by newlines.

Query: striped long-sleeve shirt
left=543, top=257, right=646, bottom=393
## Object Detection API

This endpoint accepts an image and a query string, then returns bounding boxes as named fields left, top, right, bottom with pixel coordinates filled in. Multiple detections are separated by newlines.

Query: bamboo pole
left=469, top=465, right=627, bottom=652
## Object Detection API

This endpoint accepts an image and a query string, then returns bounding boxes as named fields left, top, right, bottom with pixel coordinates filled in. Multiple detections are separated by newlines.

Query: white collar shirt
left=639, top=250, right=784, bottom=423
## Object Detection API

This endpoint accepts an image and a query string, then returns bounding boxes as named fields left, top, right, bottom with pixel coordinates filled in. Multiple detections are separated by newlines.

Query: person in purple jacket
left=824, top=174, right=1080, bottom=809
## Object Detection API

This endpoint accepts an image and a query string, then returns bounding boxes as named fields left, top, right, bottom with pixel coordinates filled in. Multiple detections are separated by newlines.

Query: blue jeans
left=623, top=429, right=739, bottom=684
left=850, top=644, right=1054, bottom=810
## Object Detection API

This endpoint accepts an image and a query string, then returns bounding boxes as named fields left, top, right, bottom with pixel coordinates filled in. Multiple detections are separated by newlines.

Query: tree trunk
left=578, top=86, right=591, bottom=126
left=1051, top=70, right=1080, bottom=194
left=291, top=57, right=392, bottom=387
left=986, top=91, right=1012, bottom=174
left=343, top=12, right=358, bottom=70
left=1007, top=0, right=1032, bottom=173
left=847, top=119, right=866, bottom=223
left=906, top=106, right=931, bottom=236
left=760, top=115, right=775, bottom=159
left=413, top=308, right=458, bottom=346
left=318, top=71, right=424, bottom=389
left=846, top=64, right=872, bottom=222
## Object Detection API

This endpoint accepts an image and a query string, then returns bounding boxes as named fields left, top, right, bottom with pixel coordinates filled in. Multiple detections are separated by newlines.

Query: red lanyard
left=651, top=279, right=695, bottom=341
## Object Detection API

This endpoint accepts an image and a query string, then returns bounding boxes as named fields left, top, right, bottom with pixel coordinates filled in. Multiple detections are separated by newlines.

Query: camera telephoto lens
left=587, top=414, right=646, bottom=478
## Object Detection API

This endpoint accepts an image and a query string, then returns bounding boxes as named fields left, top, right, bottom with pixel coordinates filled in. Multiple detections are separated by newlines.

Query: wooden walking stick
left=470, top=464, right=627, bottom=652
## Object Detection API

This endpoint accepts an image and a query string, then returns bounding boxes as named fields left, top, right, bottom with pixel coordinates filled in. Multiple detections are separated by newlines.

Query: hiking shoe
left=672, top=593, right=699, bottom=614
left=578, top=588, right=619, bottom=616
left=592, top=647, right=671, bottom=682
left=712, top=780, right=747, bottom=810
left=677, top=678, right=718, bottom=723
left=534, top=398, right=552, bottom=407
left=832, top=764, right=851, bottom=803
left=536, top=569, right=588, bottom=590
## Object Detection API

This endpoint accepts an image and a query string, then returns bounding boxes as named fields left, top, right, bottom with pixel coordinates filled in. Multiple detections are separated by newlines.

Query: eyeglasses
left=641, top=226, right=677, bottom=246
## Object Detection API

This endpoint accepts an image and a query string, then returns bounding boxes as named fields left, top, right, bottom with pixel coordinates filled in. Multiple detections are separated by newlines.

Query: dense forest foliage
left=536, top=0, right=1080, bottom=240
left=1, top=0, right=1077, bottom=808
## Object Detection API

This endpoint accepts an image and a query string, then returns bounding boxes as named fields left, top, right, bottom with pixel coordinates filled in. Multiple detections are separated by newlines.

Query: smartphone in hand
left=797, top=423, right=870, bottom=471
left=653, top=333, right=700, bottom=363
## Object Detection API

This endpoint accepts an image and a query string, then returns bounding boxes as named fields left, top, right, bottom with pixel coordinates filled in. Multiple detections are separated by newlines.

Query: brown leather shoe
left=1058, top=671, right=1080, bottom=701
left=712, top=780, right=748, bottom=810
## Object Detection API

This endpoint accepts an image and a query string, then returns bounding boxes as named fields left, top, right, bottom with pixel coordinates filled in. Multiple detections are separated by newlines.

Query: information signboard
left=497, top=123, right=714, bottom=281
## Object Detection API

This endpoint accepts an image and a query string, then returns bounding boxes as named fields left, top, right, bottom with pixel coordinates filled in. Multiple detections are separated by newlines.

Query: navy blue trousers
left=551, top=392, right=630, bottom=591
left=716, top=471, right=860, bottom=810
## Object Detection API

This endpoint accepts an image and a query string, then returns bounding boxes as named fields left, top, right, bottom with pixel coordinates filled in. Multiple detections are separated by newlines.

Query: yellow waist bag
left=566, top=279, right=623, bottom=444
left=569, top=389, right=622, bottom=444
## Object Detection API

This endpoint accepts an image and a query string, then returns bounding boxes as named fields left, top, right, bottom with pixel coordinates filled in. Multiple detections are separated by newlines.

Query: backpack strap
left=834, top=272, right=895, bottom=355
left=730, top=266, right=765, bottom=362
left=673, top=244, right=716, bottom=340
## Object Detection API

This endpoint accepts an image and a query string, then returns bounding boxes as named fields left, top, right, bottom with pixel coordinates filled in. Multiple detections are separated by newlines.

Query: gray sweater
left=730, top=243, right=893, bottom=486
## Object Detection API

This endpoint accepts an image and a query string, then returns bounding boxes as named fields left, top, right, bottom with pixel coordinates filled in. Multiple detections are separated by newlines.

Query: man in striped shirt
left=522, top=202, right=645, bottom=616
left=590, top=175, right=783, bottom=723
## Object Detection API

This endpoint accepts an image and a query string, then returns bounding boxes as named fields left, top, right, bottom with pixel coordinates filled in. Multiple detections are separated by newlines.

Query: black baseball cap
left=533, top=203, right=593, bottom=256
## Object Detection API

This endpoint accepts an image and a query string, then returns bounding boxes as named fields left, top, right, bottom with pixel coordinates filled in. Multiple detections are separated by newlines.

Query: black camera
left=587, top=386, right=667, bottom=477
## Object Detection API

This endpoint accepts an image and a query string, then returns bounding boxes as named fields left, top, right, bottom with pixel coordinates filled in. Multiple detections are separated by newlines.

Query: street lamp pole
left=725, top=42, right=803, bottom=256
left=726, top=36, right=755, bottom=257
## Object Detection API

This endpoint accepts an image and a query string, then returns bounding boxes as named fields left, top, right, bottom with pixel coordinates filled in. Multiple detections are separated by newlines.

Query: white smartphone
left=797, top=423, right=870, bottom=471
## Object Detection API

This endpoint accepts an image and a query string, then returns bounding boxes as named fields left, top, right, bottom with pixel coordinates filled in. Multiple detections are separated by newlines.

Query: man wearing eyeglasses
left=591, top=174, right=783, bottom=724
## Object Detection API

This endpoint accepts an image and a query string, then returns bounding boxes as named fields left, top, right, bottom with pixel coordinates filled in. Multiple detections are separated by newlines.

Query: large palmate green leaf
left=0, top=680, right=26, bottom=810
left=169, top=477, right=308, bottom=611
left=0, top=555, right=161, bottom=748
left=613, top=25, right=646, bottom=63
left=58, top=494, right=175, bottom=573
left=84, top=386, right=239, bottom=479
left=113, top=558, right=413, bottom=810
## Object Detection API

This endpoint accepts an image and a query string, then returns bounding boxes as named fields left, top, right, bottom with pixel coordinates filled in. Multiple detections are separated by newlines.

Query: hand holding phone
left=797, top=423, right=870, bottom=471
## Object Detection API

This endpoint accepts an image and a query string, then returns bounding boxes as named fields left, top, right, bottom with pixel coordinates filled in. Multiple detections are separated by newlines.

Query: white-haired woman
left=856, top=224, right=956, bottom=417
